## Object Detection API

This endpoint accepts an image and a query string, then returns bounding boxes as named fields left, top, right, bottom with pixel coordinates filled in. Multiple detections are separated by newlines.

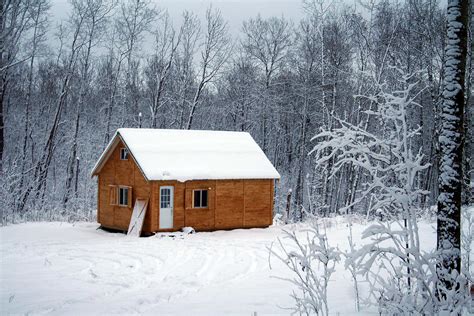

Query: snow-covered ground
left=1, top=218, right=438, bottom=315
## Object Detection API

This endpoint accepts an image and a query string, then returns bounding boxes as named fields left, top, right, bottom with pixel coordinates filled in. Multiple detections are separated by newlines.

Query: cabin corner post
left=270, top=179, right=275, bottom=226
left=97, top=174, right=100, bottom=224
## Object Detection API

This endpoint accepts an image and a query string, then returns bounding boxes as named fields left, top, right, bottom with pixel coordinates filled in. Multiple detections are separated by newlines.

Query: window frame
left=120, top=148, right=129, bottom=160
left=118, top=186, right=129, bottom=207
left=192, top=189, right=208, bottom=209
left=160, top=186, right=173, bottom=209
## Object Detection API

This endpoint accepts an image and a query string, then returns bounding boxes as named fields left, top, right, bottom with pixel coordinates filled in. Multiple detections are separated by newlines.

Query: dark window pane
left=194, top=190, right=201, bottom=207
left=119, top=188, right=128, bottom=206
left=201, top=190, right=208, bottom=207
left=120, top=148, right=128, bottom=160
left=161, top=188, right=170, bottom=208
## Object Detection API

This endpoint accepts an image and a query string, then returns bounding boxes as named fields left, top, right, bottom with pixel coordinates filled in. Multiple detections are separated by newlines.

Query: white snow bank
left=1, top=218, right=438, bottom=315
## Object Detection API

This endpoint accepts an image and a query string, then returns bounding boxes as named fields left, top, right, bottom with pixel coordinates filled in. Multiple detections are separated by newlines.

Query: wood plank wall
left=97, top=141, right=275, bottom=233
left=154, top=179, right=274, bottom=231
left=97, top=140, right=152, bottom=232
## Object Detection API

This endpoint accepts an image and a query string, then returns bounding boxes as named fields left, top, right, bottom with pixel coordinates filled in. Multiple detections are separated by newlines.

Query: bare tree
left=16, top=0, right=50, bottom=210
left=144, top=11, right=180, bottom=128
left=17, top=0, right=88, bottom=212
left=62, top=0, right=115, bottom=208
left=102, top=28, right=126, bottom=144
left=241, top=15, right=291, bottom=152
left=174, top=11, right=199, bottom=129
left=186, top=6, right=231, bottom=130
left=291, top=16, right=319, bottom=220
left=116, top=0, right=158, bottom=125
left=0, top=0, right=32, bottom=171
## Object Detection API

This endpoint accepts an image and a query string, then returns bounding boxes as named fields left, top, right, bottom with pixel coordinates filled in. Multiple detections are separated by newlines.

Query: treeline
left=1, top=0, right=472, bottom=223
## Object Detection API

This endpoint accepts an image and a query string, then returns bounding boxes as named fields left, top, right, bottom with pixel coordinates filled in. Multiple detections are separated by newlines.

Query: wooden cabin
left=91, top=128, right=280, bottom=234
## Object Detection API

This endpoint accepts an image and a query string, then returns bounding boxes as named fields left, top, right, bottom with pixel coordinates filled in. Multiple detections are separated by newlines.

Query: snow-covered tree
left=311, top=70, right=471, bottom=313
left=270, top=217, right=340, bottom=316
left=311, top=70, right=429, bottom=220
left=0, top=0, right=453, bottom=227
left=436, top=0, right=470, bottom=310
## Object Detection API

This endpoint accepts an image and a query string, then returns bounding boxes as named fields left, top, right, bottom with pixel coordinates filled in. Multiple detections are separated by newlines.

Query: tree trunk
left=63, top=109, right=80, bottom=208
left=186, top=81, right=204, bottom=130
left=285, top=189, right=292, bottom=223
left=0, top=0, right=4, bottom=172
left=0, top=76, right=5, bottom=172
left=437, top=0, right=469, bottom=307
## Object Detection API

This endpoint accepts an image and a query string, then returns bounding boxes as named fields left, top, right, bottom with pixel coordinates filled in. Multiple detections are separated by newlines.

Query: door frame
left=159, top=185, right=174, bottom=229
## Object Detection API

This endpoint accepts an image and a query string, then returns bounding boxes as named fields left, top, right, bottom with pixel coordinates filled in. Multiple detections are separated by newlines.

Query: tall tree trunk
left=105, top=56, right=124, bottom=145
left=18, top=0, right=44, bottom=211
left=63, top=109, right=80, bottom=208
left=437, top=0, right=469, bottom=308
left=186, top=81, right=204, bottom=130
left=0, top=76, right=5, bottom=173
left=0, top=0, right=4, bottom=172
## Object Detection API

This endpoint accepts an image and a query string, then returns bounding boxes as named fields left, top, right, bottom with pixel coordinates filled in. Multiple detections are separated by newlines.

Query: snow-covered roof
left=91, top=128, right=280, bottom=182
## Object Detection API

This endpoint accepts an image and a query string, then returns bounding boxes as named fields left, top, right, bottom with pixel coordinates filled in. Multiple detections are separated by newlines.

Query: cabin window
left=193, top=189, right=208, bottom=208
left=120, top=148, right=129, bottom=160
left=118, top=187, right=129, bottom=206
left=160, top=187, right=171, bottom=208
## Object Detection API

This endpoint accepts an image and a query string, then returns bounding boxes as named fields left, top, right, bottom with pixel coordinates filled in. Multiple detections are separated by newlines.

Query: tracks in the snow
left=1, top=226, right=275, bottom=314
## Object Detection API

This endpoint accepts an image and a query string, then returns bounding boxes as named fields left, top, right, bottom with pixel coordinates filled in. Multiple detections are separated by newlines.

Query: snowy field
left=1, top=218, right=438, bottom=315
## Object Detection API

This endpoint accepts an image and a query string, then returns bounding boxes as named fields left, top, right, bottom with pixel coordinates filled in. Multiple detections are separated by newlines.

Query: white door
left=159, top=186, right=174, bottom=229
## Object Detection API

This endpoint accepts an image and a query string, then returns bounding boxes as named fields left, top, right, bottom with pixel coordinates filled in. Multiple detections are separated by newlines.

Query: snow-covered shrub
left=310, top=71, right=470, bottom=313
left=270, top=218, right=341, bottom=316
left=343, top=215, right=361, bottom=312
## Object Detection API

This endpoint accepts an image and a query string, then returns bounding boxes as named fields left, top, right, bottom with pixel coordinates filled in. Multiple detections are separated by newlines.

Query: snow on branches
left=310, top=70, right=429, bottom=219
left=437, top=0, right=469, bottom=310
left=309, top=69, right=471, bottom=313
left=270, top=218, right=341, bottom=316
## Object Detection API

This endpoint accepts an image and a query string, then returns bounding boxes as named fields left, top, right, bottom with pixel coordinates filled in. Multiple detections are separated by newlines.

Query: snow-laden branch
left=309, top=70, right=471, bottom=313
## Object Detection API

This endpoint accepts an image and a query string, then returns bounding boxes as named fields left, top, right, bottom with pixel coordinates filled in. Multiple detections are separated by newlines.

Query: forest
left=2, top=0, right=471, bottom=223
left=1, top=0, right=473, bottom=314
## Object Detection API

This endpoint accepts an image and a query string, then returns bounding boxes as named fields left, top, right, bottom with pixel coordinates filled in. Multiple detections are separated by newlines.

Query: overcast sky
left=50, top=0, right=305, bottom=37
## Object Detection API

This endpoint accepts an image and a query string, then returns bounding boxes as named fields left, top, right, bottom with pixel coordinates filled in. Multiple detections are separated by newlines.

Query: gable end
left=91, top=133, right=149, bottom=182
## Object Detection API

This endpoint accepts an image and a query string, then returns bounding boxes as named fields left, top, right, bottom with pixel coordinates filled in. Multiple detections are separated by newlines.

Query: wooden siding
left=97, top=140, right=151, bottom=232
left=215, top=180, right=244, bottom=229
left=243, top=179, right=273, bottom=227
left=151, top=180, right=186, bottom=231
left=183, top=180, right=217, bottom=230
left=97, top=141, right=275, bottom=233
left=151, top=179, right=273, bottom=232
